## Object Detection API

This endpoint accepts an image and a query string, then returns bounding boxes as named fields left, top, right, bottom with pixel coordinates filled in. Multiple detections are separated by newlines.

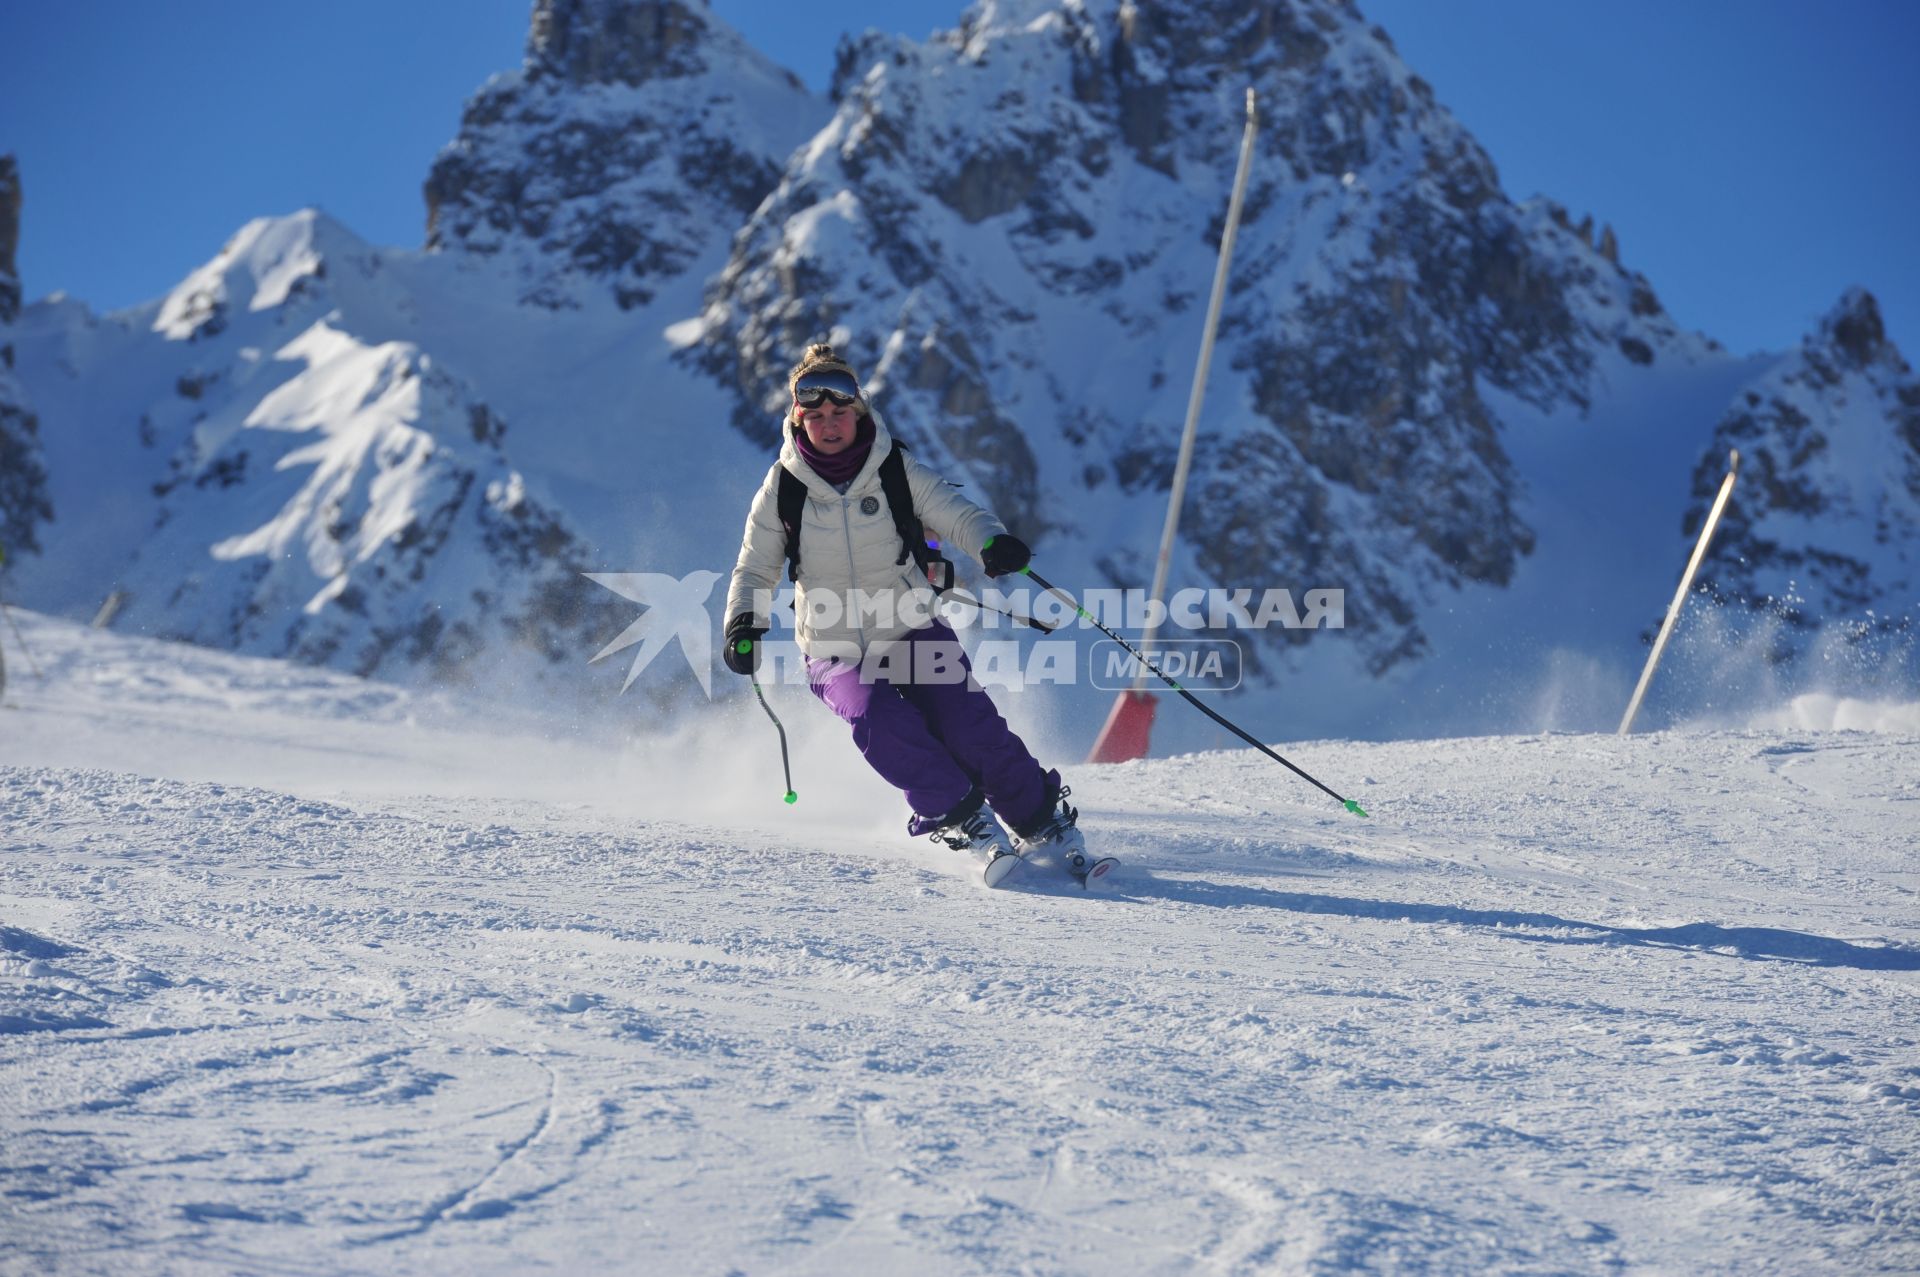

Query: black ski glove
left=981, top=534, right=1031, bottom=578
left=723, top=614, right=766, bottom=676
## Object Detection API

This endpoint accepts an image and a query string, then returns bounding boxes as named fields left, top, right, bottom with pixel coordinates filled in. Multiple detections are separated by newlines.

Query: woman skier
left=722, top=344, right=1099, bottom=887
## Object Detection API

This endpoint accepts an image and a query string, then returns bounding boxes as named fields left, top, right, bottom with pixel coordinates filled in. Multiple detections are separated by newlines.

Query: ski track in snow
left=2, top=613, right=1919, bottom=1274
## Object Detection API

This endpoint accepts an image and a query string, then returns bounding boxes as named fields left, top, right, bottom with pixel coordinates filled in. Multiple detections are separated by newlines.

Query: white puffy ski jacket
left=726, top=412, right=1006, bottom=660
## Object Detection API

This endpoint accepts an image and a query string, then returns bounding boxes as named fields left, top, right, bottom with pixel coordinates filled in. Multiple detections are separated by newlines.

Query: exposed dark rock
left=0, top=155, right=53, bottom=562
left=1822, top=287, right=1890, bottom=371
left=527, top=0, right=714, bottom=87
left=935, top=146, right=1043, bottom=224
left=0, top=155, right=20, bottom=327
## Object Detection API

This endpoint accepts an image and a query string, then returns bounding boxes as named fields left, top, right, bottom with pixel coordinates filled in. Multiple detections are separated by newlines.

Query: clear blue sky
left=4, top=1, right=1914, bottom=360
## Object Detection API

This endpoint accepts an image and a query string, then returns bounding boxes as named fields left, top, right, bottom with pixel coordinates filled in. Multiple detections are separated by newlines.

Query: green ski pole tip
left=1344, top=799, right=1369, bottom=818
left=784, top=791, right=798, bottom=804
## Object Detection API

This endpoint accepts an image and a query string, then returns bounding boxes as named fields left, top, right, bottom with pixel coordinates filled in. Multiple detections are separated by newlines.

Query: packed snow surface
left=2, top=610, right=1918, bottom=1274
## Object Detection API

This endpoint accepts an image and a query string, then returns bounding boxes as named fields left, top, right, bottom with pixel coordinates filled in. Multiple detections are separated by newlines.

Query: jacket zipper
left=838, top=495, right=868, bottom=651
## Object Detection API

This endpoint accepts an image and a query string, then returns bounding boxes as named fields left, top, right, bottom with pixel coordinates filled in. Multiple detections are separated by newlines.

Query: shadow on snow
left=1113, top=872, right=1920, bottom=971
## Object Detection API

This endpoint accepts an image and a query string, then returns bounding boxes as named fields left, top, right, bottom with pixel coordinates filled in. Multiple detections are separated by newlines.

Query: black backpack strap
left=877, top=445, right=926, bottom=571
left=879, top=443, right=954, bottom=592
left=775, top=465, right=808, bottom=583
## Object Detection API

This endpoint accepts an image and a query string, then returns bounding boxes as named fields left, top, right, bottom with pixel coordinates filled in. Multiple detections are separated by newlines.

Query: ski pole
left=941, top=588, right=1056, bottom=632
left=748, top=675, right=799, bottom=805
left=1022, top=567, right=1367, bottom=817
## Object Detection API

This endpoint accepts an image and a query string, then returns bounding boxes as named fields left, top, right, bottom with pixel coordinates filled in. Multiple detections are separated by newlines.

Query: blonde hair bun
left=786, top=344, right=866, bottom=410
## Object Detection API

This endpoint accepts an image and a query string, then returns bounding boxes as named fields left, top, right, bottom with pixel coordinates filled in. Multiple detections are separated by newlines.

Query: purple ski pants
left=807, top=621, right=1055, bottom=835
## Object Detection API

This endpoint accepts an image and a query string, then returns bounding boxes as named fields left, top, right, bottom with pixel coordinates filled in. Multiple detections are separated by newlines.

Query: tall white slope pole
left=1618, top=449, right=1740, bottom=735
left=1133, top=86, right=1260, bottom=693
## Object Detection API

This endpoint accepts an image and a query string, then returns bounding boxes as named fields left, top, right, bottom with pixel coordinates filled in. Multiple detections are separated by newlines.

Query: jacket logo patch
left=860, top=496, right=881, bottom=516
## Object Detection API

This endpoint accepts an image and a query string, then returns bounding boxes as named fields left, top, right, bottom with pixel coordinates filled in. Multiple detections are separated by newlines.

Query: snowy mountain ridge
left=691, top=0, right=1719, bottom=679
left=5, top=0, right=1916, bottom=735
left=1687, top=288, right=1920, bottom=645
left=12, top=211, right=629, bottom=690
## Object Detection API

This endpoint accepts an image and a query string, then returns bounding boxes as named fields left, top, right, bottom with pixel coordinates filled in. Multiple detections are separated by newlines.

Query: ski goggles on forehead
left=793, top=369, right=860, bottom=408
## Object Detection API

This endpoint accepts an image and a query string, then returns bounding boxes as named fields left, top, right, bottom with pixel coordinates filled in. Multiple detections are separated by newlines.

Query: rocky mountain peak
left=1686, top=288, right=1920, bottom=644
left=698, top=0, right=1702, bottom=674
left=423, top=0, right=822, bottom=310
left=1813, top=287, right=1897, bottom=373
left=0, top=154, right=53, bottom=562
left=151, top=209, right=377, bottom=342
left=526, top=0, right=726, bottom=87
left=1, top=154, right=22, bottom=327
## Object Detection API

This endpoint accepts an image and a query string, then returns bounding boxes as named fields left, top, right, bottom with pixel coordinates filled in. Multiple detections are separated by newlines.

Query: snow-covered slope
left=3, top=610, right=1918, bottom=1272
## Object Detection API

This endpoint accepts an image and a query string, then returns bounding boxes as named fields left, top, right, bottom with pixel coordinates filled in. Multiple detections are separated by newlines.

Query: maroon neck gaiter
left=792, top=415, right=876, bottom=486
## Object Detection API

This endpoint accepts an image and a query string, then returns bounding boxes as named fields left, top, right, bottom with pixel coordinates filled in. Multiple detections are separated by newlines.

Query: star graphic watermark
left=584, top=570, right=724, bottom=696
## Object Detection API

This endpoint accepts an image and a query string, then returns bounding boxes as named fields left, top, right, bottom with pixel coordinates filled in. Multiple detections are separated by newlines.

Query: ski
left=1069, top=855, right=1119, bottom=889
left=981, top=848, right=1023, bottom=889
